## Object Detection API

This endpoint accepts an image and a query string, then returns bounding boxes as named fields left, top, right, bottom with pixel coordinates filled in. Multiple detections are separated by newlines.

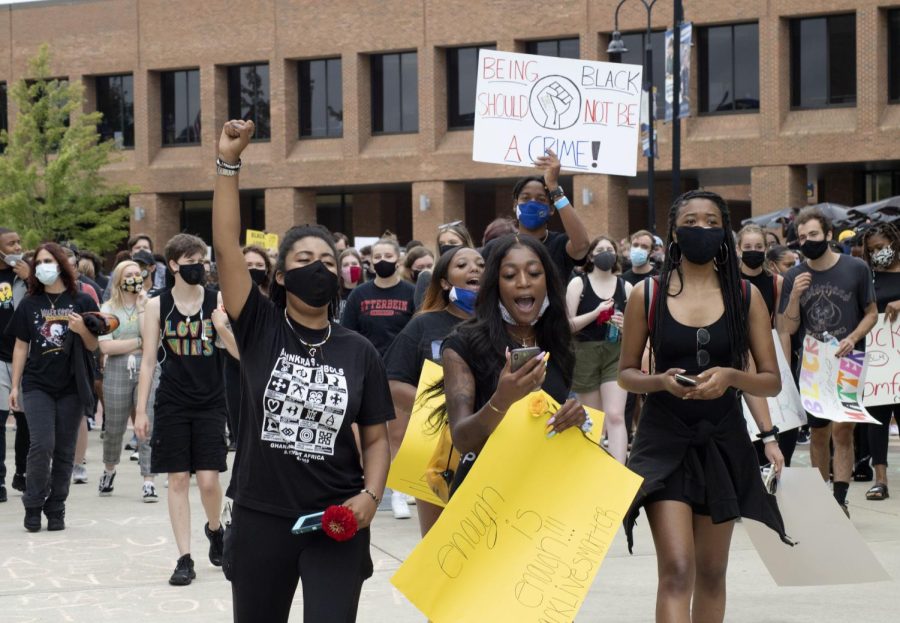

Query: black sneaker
left=169, top=554, right=196, bottom=586
left=45, top=508, right=66, bottom=531
left=24, top=507, right=42, bottom=532
left=205, top=522, right=224, bottom=566
left=0, top=485, right=6, bottom=503
left=98, top=470, right=116, bottom=496
left=11, top=473, right=25, bottom=492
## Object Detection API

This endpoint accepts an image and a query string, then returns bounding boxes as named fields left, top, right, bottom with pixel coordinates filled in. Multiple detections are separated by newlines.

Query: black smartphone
left=291, top=511, right=324, bottom=535
left=510, top=346, right=542, bottom=372
left=674, top=373, right=698, bottom=387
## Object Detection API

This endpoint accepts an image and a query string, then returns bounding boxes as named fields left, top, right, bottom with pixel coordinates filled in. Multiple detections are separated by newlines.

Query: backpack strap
left=644, top=276, right=660, bottom=332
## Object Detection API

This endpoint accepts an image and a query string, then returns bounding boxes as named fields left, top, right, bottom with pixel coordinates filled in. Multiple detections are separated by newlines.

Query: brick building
left=1, top=0, right=898, bottom=248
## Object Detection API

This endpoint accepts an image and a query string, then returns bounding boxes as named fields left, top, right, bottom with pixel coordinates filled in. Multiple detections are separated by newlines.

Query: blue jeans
left=22, top=390, right=82, bottom=512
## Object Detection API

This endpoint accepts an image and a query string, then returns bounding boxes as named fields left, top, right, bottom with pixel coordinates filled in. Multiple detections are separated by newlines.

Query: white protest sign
left=472, top=50, right=642, bottom=176
left=862, top=313, right=900, bottom=407
left=799, top=336, right=879, bottom=424
left=743, top=330, right=806, bottom=436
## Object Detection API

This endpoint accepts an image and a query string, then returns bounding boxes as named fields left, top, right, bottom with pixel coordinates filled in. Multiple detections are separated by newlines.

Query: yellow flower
left=529, top=395, right=548, bottom=417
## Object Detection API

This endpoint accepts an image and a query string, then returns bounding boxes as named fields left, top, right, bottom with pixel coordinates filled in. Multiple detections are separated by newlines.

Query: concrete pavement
left=1, top=426, right=898, bottom=622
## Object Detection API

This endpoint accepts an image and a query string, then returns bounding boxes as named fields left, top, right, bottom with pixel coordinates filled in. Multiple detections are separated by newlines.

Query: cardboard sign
left=472, top=49, right=642, bottom=176
left=245, top=229, right=266, bottom=248
left=744, top=467, right=891, bottom=586
left=799, top=336, right=879, bottom=424
left=862, top=313, right=900, bottom=407
left=391, top=391, right=640, bottom=623
left=264, top=233, right=279, bottom=252
left=743, top=330, right=807, bottom=436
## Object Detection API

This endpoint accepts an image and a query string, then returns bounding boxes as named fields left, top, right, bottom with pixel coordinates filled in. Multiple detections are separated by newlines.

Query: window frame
left=524, top=38, right=580, bottom=59
left=889, top=9, right=900, bottom=103
left=95, top=73, right=135, bottom=149
left=789, top=13, right=857, bottom=110
left=698, top=22, right=760, bottom=116
left=298, top=57, right=344, bottom=139
left=227, top=63, right=271, bottom=142
left=618, top=30, right=667, bottom=102
left=371, top=51, right=419, bottom=135
left=446, top=44, right=496, bottom=130
left=160, top=68, right=202, bottom=147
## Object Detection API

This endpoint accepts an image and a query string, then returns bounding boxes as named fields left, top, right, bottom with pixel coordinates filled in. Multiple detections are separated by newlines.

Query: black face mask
left=741, top=250, right=766, bottom=270
left=439, top=244, right=460, bottom=257
left=675, top=227, right=726, bottom=265
left=411, top=270, right=422, bottom=283
left=592, top=251, right=616, bottom=272
left=801, top=239, right=830, bottom=260
left=283, top=261, right=339, bottom=308
left=249, top=268, right=268, bottom=286
left=373, top=260, right=397, bottom=279
left=177, top=263, right=206, bottom=286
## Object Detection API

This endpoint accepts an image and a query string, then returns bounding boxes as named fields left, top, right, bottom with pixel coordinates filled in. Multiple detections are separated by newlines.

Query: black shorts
left=806, top=413, right=848, bottom=429
left=643, top=466, right=711, bottom=516
left=151, top=407, right=228, bottom=474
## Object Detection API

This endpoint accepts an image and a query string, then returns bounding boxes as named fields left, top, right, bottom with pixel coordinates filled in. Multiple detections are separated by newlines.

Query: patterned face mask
left=871, top=247, right=896, bottom=270
left=121, top=275, right=144, bottom=293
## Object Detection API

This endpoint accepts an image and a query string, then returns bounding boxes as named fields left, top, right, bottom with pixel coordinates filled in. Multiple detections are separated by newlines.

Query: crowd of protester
left=0, top=118, right=898, bottom=622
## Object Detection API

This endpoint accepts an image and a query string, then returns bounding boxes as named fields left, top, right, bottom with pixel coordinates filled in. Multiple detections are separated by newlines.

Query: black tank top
left=742, top=270, right=776, bottom=325
left=649, top=284, right=750, bottom=421
left=574, top=274, right=627, bottom=342
left=155, top=287, right=226, bottom=411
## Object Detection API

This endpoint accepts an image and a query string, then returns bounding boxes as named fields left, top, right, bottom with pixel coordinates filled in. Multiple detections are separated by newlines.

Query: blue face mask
left=516, top=200, right=550, bottom=230
left=629, top=247, right=649, bottom=267
left=448, top=287, right=477, bottom=315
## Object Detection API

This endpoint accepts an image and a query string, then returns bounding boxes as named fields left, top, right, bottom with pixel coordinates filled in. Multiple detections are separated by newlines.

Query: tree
left=0, top=45, right=132, bottom=253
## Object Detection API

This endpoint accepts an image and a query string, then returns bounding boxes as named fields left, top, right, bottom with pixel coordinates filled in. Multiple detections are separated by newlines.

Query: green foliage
left=0, top=45, right=133, bottom=253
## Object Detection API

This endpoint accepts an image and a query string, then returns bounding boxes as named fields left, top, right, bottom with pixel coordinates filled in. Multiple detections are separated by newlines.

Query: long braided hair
left=651, top=190, right=749, bottom=372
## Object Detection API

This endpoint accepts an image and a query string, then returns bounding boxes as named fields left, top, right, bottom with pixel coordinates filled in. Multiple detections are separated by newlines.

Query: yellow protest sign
left=264, top=232, right=279, bottom=251
left=387, top=360, right=448, bottom=507
left=245, top=229, right=267, bottom=247
left=391, top=391, right=641, bottom=623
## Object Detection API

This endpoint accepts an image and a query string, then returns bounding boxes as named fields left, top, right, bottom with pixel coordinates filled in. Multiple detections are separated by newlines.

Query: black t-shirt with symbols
left=385, top=310, right=462, bottom=385
left=9, top=291, right=99, bottom=396
left=228, top=286, right=395, bottom=518
left=0, top=268, right=19, bottom=361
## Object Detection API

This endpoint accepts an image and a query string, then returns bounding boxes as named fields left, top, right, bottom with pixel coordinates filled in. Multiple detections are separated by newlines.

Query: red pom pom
left=322, top=505, right=358, bottom=542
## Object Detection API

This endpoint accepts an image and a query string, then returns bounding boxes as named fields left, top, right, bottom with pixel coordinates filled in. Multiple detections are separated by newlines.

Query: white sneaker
left=405, top=493, right=416, bottom=505
left=129, top=450, right=139, bottom=461
left=72, top=464, right=88, bottom=484
left=142, top=482, right=159, bottom=503
left=391, top=490, right=411, bottom=519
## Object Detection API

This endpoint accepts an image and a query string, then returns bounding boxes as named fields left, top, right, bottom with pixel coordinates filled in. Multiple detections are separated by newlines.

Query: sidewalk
left=1, top=428, right=898, bottom=621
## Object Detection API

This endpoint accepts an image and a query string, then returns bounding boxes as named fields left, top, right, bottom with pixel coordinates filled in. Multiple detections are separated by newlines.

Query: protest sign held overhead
left=473, top=49, right=643, bottom=176
left=862, top=313, right=900, bottom=407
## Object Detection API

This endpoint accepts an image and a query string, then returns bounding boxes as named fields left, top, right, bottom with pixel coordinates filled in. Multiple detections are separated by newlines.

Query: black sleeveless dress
left=623, top=280, right=792, bottom=552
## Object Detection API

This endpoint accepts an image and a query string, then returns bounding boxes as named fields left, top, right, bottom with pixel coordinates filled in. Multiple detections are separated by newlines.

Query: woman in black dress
left=618, top=190, right=789, bottom=623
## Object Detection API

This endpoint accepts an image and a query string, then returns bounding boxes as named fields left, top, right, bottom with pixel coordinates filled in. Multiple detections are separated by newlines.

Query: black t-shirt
left=873, top=271, right=900, bottom=313
left=0, top=268, right=19, bottom=361
left=9, top=291, right=99, bottom=396
left=622, top=266, right=659, bottom=286
left=483, top=230, right=584, bottom=290
left=228, top=286, right=394, bottom=517
left=385, top=310, right=462, bottom=385
left=340, top=280, right=415, bottom=357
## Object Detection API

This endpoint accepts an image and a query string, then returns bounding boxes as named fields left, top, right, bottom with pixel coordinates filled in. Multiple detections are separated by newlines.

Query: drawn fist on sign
left=537, top=81, right=574, bottom=130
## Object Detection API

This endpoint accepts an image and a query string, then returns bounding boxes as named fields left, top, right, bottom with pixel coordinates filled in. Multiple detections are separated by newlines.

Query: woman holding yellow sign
left=618, top=190, right=790, bottom=623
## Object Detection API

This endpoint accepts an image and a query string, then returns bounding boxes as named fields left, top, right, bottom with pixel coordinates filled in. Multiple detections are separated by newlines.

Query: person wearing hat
left=132, top=250, right=165, bottom=298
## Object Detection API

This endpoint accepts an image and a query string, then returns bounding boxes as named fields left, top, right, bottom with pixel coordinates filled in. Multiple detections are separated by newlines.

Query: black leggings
left=867, top=404, right=898, bottom=467
left=226, top=503, right=373, bottom=623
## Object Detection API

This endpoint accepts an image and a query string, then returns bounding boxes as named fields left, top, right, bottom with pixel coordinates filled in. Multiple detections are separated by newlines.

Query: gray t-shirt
left=778, top=254, right=875, bottom=350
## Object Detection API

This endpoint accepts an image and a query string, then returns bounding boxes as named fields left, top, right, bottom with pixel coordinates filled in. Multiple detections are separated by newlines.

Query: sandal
left=865, top=483, right=889, bottom=501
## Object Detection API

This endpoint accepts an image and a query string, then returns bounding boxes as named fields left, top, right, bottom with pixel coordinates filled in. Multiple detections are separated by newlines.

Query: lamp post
left=608, top=0, right=658, bottom=234
left=671, top=0, right=684, bottom=203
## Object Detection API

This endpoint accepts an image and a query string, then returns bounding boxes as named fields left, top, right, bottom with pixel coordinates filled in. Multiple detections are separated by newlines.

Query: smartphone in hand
left=674, top=373, right=698, bottom=387
left=291, top=511, right=324, bottom=535
left=510, top=346, right=542, bottom=372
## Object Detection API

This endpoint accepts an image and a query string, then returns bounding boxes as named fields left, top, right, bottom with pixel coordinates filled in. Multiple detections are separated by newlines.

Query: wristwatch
left=548, top=186, right=565, bottom=202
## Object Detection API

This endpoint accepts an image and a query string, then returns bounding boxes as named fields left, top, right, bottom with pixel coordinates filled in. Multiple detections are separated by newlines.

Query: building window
left=299, top=58, right=343, bottom=138
left=371, top=52, right=418, bottom=134
left=96, top=74, right=134, bottom=148
left=161, top=69, right=201, bottom=145
left=317, top=193, right=353, bottom=236
left=864, top=171, right=900, bottom=203
left=228, top=64, right=270, bottom=140
left=699, top=23, right=759, bottom=114
left=525, top=38, right=580, bottom=59
left=620, top=31, right=666, bottom=101
left=447, top=45, right=496, bottom=129
left=0, top=83, right=7, bottom=153
left=790, top=14, right=856, bottom=109
left=889, top=10, right=900, bottom=102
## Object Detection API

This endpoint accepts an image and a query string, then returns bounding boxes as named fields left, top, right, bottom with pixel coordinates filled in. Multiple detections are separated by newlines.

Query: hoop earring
left=667, top=241, right=681, bottom=265
left=714, top=243, right=729, bottom=266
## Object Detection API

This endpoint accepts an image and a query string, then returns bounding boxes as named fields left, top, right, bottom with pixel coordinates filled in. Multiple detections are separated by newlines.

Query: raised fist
left=218, top=120, right=255, bottom=164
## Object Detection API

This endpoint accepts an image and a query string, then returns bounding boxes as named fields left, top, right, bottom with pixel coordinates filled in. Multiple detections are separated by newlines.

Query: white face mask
left=498, top=296, right=550, bottom=326
left=35, top=264, right=60, bottom=286
left=871, top=247, right=896, bottom=270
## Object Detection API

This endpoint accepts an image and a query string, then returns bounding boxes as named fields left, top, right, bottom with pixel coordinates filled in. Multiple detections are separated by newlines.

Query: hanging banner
left=392, top=392, right=640, bottom=623
left=664, top=22, right=692, bottom=122
left=743, top=330, right=807, bottom=436
left=862, top=313, right=900, bottom=407
left=472, top=49, right=643, bottom=176
left=639, top=86, right=658, bottom=158
left=798, top=336, right=879, bottom=424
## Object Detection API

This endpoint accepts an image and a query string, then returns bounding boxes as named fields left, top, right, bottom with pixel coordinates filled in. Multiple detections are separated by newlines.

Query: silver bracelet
left=216, top=157, right=241, bottom=177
